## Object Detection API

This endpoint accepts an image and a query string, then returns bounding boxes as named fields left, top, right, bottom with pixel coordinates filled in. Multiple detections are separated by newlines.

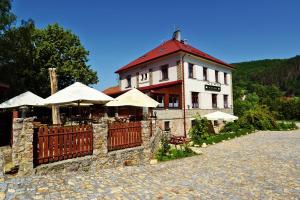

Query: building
left=103, top=30, right=234, bottom=136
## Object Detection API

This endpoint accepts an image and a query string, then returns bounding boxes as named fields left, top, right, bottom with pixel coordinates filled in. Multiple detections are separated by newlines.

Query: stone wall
left=32, top=119, right=161, bottom=175
left=91, top=120, right=155, bottom=171
left=12, top=118, right=34, bottom=176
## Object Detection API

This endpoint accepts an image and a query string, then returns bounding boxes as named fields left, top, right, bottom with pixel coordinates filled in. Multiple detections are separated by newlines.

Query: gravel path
left=1, top=129, right=300, bottom=199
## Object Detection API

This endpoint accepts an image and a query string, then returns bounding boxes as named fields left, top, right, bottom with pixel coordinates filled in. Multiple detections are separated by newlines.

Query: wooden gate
left=33, top=125, right=93, bottom=166
left=107, top=121, right=142, bottom=151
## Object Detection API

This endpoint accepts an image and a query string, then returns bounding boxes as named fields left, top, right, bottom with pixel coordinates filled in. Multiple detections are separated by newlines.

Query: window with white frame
left=169, top=95, right=179, bottom=108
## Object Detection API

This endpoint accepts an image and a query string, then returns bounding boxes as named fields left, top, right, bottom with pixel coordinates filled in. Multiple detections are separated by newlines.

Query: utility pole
left=48, top=68, right=61, bottom=124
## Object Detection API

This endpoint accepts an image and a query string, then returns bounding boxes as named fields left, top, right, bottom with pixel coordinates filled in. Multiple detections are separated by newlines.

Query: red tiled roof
left=103, top=80, right=182, bottom=96
left=139, top=80, right=182, bottom=91
left=115, top=39, right=233, bottom=73
left=102, top=85, right=122, bottom=96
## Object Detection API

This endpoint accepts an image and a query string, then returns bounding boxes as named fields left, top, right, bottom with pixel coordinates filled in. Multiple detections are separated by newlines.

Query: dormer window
left=126, top=75, right=131, bottom=88
left=160, top=65, right=169, bottom=81
left=140, top=73, right=148, bottom=81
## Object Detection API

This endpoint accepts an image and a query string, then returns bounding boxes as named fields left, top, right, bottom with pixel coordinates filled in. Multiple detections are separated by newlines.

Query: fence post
left=92, top=121, right=108, bottom=157
left=12, top=117, right=34, bottom=176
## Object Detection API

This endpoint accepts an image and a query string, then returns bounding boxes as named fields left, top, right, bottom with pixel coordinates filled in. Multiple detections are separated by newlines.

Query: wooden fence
left=107, top=121, right=142, bottom=151
left=33, top=125, right=93, bottom=166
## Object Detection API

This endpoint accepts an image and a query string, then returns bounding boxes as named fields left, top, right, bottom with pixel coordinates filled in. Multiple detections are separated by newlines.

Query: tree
left=0, top=21, right=99, bottom=100
left=32, top=23, right=98, bottom=97
left=0, top=0, right=16, bottom=33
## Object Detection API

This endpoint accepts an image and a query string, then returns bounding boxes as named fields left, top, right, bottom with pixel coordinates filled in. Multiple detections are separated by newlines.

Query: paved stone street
left=1, top=129, right=300, bottom=200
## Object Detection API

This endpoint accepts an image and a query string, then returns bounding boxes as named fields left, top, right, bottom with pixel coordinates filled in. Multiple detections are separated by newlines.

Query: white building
left=104, top=30, right=234, bottom=136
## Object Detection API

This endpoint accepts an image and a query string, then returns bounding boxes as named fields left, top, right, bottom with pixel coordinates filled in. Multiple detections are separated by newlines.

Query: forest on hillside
left=233, top=55, right=300, bottom=96
left=232, top=56, right=300, bottom=120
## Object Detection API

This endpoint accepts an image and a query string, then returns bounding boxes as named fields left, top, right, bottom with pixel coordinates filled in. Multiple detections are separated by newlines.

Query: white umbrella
left=106, top=88, right=159, bottom=108
left=0, top=91, right=45, bottom=109
left=44, top=82, right=114, bottom=105
left=203, top=111, right=238, bottom=122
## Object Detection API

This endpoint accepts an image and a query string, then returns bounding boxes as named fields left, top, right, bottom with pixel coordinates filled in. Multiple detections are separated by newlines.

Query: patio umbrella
left=44, top=82, right=114, bottom=105
left=203, top=111, right=238, bottom=122
left=0, top=91, right=45, bottom=109
left=105, top=88, right=159, bottom=108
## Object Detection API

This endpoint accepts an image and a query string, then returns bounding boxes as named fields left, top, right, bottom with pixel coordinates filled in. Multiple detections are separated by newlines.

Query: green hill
left=232, top=55, right=300, bottom=96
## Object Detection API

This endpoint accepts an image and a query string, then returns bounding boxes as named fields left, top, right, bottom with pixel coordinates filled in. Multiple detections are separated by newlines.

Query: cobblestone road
left=1, top=130, right=300, bottom=200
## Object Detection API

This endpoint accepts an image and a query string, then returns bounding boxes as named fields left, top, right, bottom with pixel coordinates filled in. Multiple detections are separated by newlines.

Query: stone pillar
left=0, top=153, right=4, bottom=182
left=92, top=121, right=108, bottom=157
left=12, top=118, right=34, bottom=176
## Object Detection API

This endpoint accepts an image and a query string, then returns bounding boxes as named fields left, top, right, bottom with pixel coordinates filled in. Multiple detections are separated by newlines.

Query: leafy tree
left=233, top=92, right=259, bottom=117
left=0, top=21, right=99, bottom=100
left=0, top=0, right=16, bottom=33
left=32, top=23, right=98, bottom=97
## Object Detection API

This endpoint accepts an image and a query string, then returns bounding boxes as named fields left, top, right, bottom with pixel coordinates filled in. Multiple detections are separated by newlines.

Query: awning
left=105, top=88, right=159, bottom=108
left=203, top=111, right=238, bottom=122
left=44, top=82, right=114, bottom=105
left=0, top=91, right=45, bottom=109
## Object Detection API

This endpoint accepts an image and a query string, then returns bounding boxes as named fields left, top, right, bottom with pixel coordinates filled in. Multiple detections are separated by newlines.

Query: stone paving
left=1, top=129, right=300, bottom=199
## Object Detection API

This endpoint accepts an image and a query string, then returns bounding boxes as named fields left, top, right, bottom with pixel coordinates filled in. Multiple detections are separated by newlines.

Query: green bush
left=199, top=128, right=253, bottom=145
left=156, top=145, right=195, bottom=161
left=220, top=121, right=241, bottom=133
left=275, top=121, right=297, bottom=130
left=188, top=115, right=210, bottom=144
left=156, top=134, right=171, bottom=160
left=238, top=105, right=277, bottom=130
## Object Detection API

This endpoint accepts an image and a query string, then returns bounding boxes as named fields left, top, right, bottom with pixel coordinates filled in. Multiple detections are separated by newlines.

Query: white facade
left=118, top=53, right=233, bottom=111
left=119, top=54, right=181, bottom=90
left=183, top=55, right=233, bottom=110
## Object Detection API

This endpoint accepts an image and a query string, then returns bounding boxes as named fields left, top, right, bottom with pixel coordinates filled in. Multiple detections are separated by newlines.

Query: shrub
left=220, top=121, right=241, bottom=133
left=238, top=105, right=277, bottom=130
left=188, top=115, right=210, bottom=144
left=276, top=121, right=297, bottom=130
left=156, top=144, right=195, bottom=161
left=155, top=134, right=171, bottom=160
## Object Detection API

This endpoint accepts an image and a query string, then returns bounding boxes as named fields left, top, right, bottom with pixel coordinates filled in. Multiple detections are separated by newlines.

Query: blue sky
left=13, top=0, right=300, bottom=90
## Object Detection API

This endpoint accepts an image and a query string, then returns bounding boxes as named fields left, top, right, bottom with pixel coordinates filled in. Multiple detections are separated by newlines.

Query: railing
left=33, top=125, right=93, bottom=166
left=107, top=121, right=142, bottom=151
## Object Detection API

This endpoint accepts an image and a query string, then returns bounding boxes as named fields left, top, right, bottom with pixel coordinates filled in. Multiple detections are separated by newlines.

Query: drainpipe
left=181, top=53, right=187, bottom=137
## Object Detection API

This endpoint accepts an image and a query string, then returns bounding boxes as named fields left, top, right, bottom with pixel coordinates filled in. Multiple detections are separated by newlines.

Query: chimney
left=172, top=29, right=181, bottom=41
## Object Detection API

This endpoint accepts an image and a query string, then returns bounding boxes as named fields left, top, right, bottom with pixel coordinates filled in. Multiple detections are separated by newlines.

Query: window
left=140, top=73, right=148, bottom=81
left=212, top=94, right=218, bottom=108
left=188, top=63, right=194, bottom=78
left=191, top=92, right=199, bottom=108
left=153, top=94, right=164, bottom=108
left=126, top=75, right=131, bottom=88
left=224, top=95, right=229, bottom=108
left=215, top=70, right=219, bottom=83
left=161, top=65, right=169, bottom=80
left=203, top=67, right=208, bottom=81
left=224, top=73, right=227, bottom=84
left=169, top=95, right=179, bottom=108
left=191, top=119, right=196, bottom=127
left=164, top=121, right=170, bottom=131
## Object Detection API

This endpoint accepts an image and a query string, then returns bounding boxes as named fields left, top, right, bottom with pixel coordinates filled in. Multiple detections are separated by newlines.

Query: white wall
left=183, top=55, right=233, bottom=109
left=119, top=54, right=181, bottom=90
left=117, top=52, right=233, bottom=110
